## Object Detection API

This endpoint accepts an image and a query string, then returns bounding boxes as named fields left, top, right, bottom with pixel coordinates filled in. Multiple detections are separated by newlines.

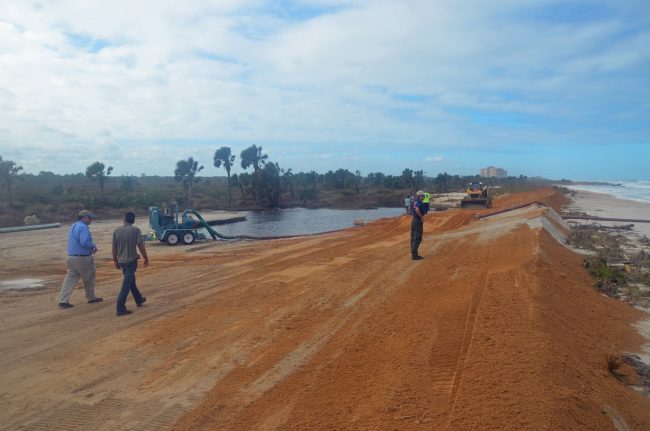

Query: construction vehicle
left=460, top=182, right=492, bottom=209
left=149, top=204, right=221, bottom=245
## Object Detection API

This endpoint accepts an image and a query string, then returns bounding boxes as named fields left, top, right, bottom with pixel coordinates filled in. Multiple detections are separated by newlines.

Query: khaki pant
left=58, top=256, right=97, bottom=303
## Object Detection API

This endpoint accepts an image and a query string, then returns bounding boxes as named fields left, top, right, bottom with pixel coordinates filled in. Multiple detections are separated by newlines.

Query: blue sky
left=0, top=0, right=648, bottom=181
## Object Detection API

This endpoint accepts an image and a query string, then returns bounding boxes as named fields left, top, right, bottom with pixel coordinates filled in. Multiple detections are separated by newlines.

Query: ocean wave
left=563, top=180, right=650, bottom=204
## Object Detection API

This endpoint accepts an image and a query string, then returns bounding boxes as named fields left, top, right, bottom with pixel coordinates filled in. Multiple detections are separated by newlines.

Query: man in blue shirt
left=58, top=210, right=102, bottom=308
left=411, top=191, right=426, bottom=260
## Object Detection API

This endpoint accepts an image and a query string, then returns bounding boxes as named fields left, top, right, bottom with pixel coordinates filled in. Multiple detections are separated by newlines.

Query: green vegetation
left=0, top=149, right=553, bottom=227
left=584, top=257, right=626, bottom=295
left=570, top=221, right=649, bottom=304
left=174, top=157, right=203, bottom=208
left=85, top=161, right=113, bottom=204
left=0, top=156, right=23, bottom=207
left=213, top=146, right=235, bottom=207
left=240, top=145, right=268, bottom=206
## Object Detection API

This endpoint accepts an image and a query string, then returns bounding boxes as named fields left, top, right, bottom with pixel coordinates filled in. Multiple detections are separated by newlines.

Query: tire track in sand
left=444, top=249, right=491, bottom=429
left=421, top=232, right=492, bottom=426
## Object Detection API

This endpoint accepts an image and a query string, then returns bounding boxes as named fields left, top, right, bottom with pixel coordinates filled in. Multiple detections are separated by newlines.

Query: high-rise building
left=480, top=166, right=507, bottom=178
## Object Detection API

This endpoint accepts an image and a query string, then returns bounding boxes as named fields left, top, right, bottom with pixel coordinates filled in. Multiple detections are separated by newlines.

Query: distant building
left=480, top=166, right=507, bottom=178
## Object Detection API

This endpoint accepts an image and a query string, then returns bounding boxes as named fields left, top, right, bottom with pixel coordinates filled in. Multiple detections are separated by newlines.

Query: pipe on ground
left=0, top=223, right=61, bottom=234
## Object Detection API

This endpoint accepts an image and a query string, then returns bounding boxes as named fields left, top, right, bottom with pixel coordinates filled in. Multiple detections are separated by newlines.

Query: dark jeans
left=117, top=260, right=144, bottom=312
left=411, top=218, right=423, bottom=257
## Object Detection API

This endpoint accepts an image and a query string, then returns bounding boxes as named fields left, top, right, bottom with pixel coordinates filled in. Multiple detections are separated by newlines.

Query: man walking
left=112, top=212, right=149, bottom=316
left=404, top=195, right=412, bottom=214
left=411, top=191, right=426, bottom=260
left=58, top=210, right=102, bottom=308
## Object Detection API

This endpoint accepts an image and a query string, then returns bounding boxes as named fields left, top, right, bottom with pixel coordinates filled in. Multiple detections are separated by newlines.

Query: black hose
left=188, top=209, right=344, bottom=240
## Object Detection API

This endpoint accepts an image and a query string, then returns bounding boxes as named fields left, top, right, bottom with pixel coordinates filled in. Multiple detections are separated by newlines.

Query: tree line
left=1, top=147, right=545, bottom=213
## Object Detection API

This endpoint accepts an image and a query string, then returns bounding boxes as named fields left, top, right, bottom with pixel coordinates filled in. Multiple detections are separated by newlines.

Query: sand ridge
left=1, top=188, right=649, bottom=430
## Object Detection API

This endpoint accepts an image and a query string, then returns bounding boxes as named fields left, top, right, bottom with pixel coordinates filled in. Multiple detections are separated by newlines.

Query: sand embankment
left=1, top=188, right=649, bottom=430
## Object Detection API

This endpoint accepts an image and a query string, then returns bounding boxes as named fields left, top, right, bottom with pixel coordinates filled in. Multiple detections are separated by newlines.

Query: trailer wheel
left=166, top=232, right=180, bottom=246
left=182, top=232, right=195, bottom=245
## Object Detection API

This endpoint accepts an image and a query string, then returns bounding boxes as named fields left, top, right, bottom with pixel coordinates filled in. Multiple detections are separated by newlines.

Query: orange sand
left=0, top=188, right=648, bottom=430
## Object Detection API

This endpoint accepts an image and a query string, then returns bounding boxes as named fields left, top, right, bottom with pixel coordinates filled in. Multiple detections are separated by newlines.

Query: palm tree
left=0, top=156, right=23, bottom=207
left=85, top=161, right=113, bottom=203
left=240, top=145, right=268, bottom=205
left=213, top=146, right=236, bottom=207
left=174, top=157, right=204, bottom=208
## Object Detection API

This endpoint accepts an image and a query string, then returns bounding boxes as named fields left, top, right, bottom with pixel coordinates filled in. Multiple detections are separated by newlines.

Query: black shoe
left=116, top=309, right=133, bottom=316
left=137, top=297, right=147, bottom=307
left=88, top=297, right=103, bottom=304
left=58, top=302, right=74, bottom=309
left=412, top=255, right=423, bottom=260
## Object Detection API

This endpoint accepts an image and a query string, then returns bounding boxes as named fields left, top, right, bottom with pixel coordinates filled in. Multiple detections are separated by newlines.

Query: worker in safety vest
left=410, top=191, right=426, bottom=260
left=422, top=192, right=431, bottom=214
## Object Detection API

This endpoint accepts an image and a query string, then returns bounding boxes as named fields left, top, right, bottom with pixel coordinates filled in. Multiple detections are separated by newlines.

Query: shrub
left=628, top=285, right=640, bottom=303
left=585, top=257, right=626, bottom=295
left=571, top=229, right=595, bottom=249
left=51, top=184, right=64, bottom=195
left=606, top=354, right=626, bottom=382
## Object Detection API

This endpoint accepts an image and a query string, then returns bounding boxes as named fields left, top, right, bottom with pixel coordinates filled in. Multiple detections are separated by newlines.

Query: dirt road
left=1, top=189, right=649, bottom=430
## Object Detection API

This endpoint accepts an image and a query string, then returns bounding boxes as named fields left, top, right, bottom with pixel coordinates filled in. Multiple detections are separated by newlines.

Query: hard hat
left=416, top=190, right=425, bottom=196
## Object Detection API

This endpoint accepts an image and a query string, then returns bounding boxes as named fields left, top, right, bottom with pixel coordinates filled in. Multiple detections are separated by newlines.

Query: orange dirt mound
left=0, top=188, right=648, bottom=430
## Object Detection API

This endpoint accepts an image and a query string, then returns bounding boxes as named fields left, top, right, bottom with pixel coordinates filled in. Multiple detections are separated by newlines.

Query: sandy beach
left=564, top=189, right=650, bottom=240
left=1, top=188, right=650, bottom=430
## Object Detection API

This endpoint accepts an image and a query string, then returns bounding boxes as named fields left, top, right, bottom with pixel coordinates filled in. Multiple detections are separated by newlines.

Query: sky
left=0, top=0, right=649, bottom=181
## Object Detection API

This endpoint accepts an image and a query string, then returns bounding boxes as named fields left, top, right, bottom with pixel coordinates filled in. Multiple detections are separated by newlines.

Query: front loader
left=460, top=182, right=492, bottom=209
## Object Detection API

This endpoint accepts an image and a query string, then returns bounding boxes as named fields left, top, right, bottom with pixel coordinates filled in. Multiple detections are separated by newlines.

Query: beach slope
left=0, top=188, right=649, bottom=430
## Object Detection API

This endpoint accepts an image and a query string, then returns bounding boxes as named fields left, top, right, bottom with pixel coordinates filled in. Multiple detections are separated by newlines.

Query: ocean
left=564, top=180, right=650, bottom=204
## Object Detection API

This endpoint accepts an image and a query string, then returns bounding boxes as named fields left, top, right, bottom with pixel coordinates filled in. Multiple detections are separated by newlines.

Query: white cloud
left=0, top=0, right=648, bottom=177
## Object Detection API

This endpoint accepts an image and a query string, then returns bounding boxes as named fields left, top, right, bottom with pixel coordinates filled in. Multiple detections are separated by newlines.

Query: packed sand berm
left=0, top=188, right=649, bottom=430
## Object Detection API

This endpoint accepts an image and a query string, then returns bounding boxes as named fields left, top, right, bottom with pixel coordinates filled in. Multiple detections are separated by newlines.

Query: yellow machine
left=460, top=182, right=492, bottom=209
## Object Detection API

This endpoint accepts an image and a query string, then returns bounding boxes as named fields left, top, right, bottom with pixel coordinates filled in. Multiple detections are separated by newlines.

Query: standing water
left=213, top=207, right=405, bottom=237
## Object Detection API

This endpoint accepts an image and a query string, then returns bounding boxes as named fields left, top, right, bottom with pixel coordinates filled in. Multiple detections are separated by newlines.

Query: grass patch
left=569, top=224, right=627, bottom=261
left=569, top=224, right=650, bottom=302
left=584, top=257, right=626, bottom=296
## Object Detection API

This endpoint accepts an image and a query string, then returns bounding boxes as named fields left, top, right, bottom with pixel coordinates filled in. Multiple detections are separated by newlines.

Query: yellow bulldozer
left=460, top=182, right=492, bottom=209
